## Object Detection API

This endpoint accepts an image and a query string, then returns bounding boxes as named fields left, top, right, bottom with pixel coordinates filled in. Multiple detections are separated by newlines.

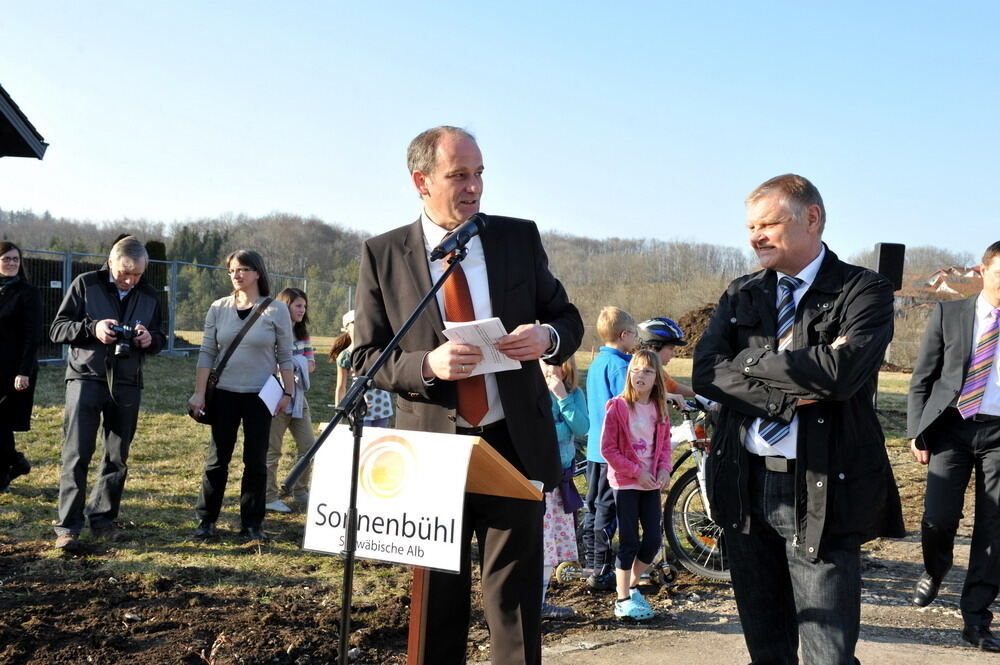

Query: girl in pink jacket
left=600, top=349, right=672, bottom=620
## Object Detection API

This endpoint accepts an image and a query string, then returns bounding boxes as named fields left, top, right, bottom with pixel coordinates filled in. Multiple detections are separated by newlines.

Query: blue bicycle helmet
left=638, top=317, right=687, bottom=347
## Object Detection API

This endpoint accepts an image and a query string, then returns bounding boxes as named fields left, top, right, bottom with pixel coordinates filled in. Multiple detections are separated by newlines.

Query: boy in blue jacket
left=583, top=306, right=636, bottom=589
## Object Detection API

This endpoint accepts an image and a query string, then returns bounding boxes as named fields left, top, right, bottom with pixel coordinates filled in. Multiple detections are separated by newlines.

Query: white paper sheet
left=258, top=374, right=285, bottom=415
left=442, top=317, right=520, bottom=376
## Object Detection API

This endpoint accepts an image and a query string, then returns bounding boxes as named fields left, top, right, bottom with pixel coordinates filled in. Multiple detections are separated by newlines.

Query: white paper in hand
left=443, top=317, right=520, bottom=376
left=258, top=375, right=285, bottom=415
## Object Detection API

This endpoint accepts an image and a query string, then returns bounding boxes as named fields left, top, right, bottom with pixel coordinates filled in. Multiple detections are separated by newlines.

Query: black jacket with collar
left=693, top=246, right=905, bottom=560
left=49, top=267, right=166, bottom=386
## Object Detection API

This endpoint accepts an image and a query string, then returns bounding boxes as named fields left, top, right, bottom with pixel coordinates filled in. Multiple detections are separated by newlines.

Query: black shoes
left=91, top=523, right=128, bottom=542
left=1, top=452, right=31, bottom=491
left=239, top=526, right=271, bottom=542
left=962, top=625, right=1000, bottom=652
left=911, top=572, right=941, bottom=607
left=10, top=452, right=31, bottom=479
left=586, top=570, right=616, bottom=591
left=194, top=522, right=218, bottom=539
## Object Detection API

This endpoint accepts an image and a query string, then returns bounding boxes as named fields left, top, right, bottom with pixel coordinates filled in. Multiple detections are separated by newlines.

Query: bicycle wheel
left=664, top=466, right=730, bottom=581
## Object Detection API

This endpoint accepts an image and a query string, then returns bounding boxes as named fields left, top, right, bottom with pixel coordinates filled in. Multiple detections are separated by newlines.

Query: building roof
left=0, top=83, right=47, bottom=159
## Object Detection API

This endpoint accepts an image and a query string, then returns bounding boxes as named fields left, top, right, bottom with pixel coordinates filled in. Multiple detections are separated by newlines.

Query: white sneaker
left=265, top=500, right=292, bottom=513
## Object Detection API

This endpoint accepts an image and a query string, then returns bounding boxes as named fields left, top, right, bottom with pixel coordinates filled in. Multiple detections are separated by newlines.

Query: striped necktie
left=759, top=276, right=804, bottom=445
left=956, top=308, right=1000, bottom=419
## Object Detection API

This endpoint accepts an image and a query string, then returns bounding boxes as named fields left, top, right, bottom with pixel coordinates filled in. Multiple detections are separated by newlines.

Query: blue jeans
left=725, top=461, right=861, bottom=665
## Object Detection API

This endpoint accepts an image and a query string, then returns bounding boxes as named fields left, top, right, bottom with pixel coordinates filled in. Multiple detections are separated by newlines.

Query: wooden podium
left=406, top=435, right=542, bottom=665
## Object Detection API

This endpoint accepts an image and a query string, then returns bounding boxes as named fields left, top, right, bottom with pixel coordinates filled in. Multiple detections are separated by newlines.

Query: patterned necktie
left=442, top=257, right=488, bottom=426
left=956, top=308, right=1000, bottom=419
left=759, top=276, right=804, bottom=445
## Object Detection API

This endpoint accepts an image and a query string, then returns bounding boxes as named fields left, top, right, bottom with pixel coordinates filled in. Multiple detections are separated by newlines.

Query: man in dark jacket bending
left=50, top=236, right=165, bottom=551
left=693, top=174, right=904, bottom=665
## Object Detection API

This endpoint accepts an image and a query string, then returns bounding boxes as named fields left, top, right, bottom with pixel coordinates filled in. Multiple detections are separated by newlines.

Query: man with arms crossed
left=693, top=174, right=903, bottom=664
left=352, top=126, right=583, bottom=665
left=908, top=240, right=1000, bottom=652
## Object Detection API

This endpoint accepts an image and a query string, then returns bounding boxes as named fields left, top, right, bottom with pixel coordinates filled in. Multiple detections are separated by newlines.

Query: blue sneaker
left=613, top=598, right=655, bottom=621
left=629, top=588, right=651, bottom=609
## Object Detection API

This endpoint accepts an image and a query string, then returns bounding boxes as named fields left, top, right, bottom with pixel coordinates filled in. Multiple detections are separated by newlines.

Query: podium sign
left=303, top=427, right=474, bottom=573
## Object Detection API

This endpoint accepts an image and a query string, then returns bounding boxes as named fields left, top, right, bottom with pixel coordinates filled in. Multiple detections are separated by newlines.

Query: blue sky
left=1, top=1, right=996, bottom=262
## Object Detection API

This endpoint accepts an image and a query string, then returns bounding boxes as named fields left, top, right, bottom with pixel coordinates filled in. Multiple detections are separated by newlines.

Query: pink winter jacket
left=600, top=396, right=672, bottom=488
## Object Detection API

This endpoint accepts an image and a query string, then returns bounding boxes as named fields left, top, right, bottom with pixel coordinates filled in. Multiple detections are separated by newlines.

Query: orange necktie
left=442, top=259, right=488, bottom=426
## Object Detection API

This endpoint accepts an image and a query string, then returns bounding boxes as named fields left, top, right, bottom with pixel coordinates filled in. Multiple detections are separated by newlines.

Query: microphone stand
left=281, top=246, right=469, bottom=665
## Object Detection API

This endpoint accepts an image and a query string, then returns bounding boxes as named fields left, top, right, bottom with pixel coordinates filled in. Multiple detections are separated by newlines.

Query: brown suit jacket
left=352, top=215, right=584, bottom=490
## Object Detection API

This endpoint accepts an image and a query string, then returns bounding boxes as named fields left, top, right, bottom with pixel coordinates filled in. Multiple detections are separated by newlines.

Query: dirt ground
left=1, top=446, right=992, bottom=665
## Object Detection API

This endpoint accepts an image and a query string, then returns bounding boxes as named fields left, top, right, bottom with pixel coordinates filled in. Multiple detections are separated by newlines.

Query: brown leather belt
left=748, top=452, right=796, bottom=473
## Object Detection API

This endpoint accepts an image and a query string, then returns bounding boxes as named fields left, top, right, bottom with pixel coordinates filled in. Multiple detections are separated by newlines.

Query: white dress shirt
left=970, top=293, right=1000, bottom=417
left=745, top=245, right=827, bottom=459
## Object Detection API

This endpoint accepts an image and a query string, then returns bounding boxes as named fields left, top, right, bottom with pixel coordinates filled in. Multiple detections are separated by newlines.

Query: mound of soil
left=675, top=304, right=716, bottom=357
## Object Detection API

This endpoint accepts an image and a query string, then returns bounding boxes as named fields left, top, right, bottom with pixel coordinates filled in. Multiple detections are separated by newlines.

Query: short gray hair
left=406, top=126, right=476, bottom=175
left=746, top=173, right=826, bottom=233
left=109, top=236, right=148, bottom=264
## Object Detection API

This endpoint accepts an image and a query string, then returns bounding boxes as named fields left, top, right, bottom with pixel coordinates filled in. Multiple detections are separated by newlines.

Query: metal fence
left=24, top=249, right=355, bottom=363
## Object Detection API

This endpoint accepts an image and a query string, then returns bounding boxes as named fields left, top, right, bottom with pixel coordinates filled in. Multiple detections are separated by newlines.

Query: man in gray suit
left=352, top=126, right=583, bottom=665
left=908, top=240, right=1000, bottom=652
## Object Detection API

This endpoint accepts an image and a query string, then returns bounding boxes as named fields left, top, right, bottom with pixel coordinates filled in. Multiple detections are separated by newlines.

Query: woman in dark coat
left=0, top=241, right=43, bottom=492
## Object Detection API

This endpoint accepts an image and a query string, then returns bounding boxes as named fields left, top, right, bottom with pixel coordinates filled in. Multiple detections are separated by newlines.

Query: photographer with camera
left=50, top=236, right=165, bottom=552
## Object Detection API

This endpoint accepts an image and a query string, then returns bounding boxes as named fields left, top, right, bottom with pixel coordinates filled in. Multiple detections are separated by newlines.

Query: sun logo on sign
left=359, top=435, right=416, bottom=499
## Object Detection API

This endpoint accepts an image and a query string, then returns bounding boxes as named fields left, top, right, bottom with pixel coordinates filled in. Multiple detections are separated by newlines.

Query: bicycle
left=661, top=397, right=731, bottom=582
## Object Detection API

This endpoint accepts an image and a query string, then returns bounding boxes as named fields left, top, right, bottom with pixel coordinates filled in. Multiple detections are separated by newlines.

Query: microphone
left=429, top=213, right=487, bottom=261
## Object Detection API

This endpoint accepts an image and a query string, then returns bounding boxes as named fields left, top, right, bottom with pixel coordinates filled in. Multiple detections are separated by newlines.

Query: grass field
left=2, top=352, right=911, bottom=575
left=2, top=354, right=357, bottom=586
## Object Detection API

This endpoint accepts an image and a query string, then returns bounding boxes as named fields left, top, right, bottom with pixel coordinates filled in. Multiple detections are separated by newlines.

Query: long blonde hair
left=559, top=356, right=579, bottom=392
left=622, top=349, right=668, bottom=423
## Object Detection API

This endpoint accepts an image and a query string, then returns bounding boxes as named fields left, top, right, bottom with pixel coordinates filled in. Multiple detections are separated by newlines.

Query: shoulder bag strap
left=213, top=297, right=274, bottom=379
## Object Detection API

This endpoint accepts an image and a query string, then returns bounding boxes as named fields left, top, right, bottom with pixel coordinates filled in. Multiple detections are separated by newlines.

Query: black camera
left=109, top=323, right=138, bottom=358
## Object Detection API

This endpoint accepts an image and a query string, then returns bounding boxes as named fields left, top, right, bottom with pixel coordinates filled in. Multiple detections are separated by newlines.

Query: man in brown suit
left=352, top=126, right=583, bottom=665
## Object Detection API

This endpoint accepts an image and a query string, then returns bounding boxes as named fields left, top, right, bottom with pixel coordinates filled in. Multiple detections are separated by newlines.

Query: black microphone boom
left=429, top=213, right=487, bottom=261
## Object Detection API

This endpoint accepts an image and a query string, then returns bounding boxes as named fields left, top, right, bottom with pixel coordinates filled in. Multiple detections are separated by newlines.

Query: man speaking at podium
left=352, top=126, right=583, bottom=665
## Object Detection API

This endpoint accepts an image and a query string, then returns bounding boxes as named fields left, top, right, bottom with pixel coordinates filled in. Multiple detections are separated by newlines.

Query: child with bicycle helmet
left=637, top=317, right=695, bottom=399
left=601, top=349, right=673, bottom=621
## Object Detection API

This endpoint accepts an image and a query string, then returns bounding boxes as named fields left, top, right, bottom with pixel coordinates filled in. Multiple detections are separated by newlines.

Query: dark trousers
left=725, top=462, right=862, bottom=665
left=583, top=461, right=617, bottom=574
left=0, top=428, right=14, bottom=477
left=196, top=389, right=272, bottom=529
left=55, top=379, right=141, bottom=535
left=420, top=422, right=544, bottom=665
left=921, top=409, right=1000, bottom=627
left=612, top=488, right=662, bottom=570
